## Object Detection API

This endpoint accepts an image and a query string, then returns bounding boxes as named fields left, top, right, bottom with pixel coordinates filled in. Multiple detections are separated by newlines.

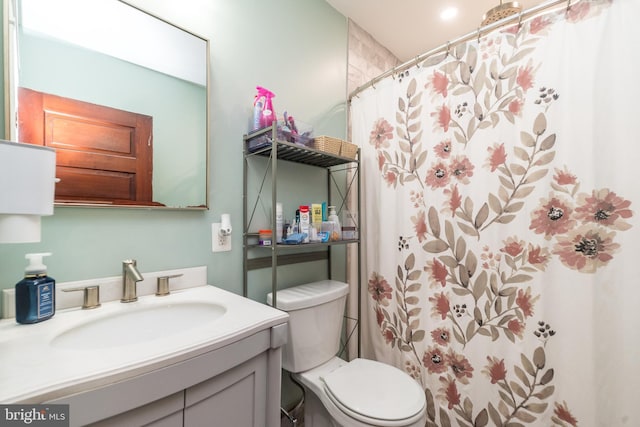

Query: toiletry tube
left=311, top=204, right=323, bottom=225
left=299, top=205, right=310, bottom=243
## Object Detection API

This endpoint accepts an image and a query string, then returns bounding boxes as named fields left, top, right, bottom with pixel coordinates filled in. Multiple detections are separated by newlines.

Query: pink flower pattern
left=486, top=143, right=507, bottom=172
left=575, top=189, right=632, bottom=230
left=412, top=210, right=428, bottom=242
left=516, top=63, right=535, bottom=92
left=529, top=194, right=576, bottom=239
left=483, top=356, right=507, bottom=384
left=448, top=155, right=474, bottom=184
left=553, top=225, right=620, bottom=273
left=428, top=71, right=449, bottom=98
left=424, top=259, right=448, bottom=287
left=370, top=118, right=393, bottom=149
left=434, top=140, right=452, bottom=159
left=432, top=105, right=451, bottom=132
left=425, top=161, right=451, bottom=189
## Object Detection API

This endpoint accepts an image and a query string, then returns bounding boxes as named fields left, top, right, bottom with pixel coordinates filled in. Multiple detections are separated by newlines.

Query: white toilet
left=268, top=280, right=426, bottom=427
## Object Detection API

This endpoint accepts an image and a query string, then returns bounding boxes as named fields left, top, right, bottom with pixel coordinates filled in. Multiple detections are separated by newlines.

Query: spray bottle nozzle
left=256, top=86, right=275, bottom=98
left=25, top=252, right=52, bottom=274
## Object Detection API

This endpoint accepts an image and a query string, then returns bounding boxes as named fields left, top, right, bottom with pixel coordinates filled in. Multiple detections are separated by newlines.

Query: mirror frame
left=3, top=0, right=211, bottom=210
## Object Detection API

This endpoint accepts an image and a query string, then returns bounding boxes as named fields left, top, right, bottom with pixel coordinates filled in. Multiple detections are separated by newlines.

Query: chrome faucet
left=121, top=259, right=144, bottom=303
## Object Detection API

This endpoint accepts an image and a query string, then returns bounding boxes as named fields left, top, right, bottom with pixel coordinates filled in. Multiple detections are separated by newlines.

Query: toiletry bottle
left=252, top=95, right=265, bottom=131
left=299, top=205, right=310, bottom=243
left=343, top=211, right=358, bottom=240
left=15, top=253, right=55, bottom=324
left=311, top=203, right=323, bottom=225
left=276, top=202, right=284, bottom=244
left=293, top=209, right=300, bottom=234
left=328, top=206, right=342, bottom=241
left=256, top=86, right=276, bottom=128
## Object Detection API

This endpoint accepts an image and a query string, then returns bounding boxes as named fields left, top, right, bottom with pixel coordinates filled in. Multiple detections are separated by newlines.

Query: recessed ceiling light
left=440, top=6, right=458, bottom=21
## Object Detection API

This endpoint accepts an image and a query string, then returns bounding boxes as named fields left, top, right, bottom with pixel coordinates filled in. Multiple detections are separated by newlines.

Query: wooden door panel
left=55, top=167, right=134, bottom=201
left=55, top=150, right=138, bottom=173
left=18, top=87, right=154, bottom=204
left=46, top=113, right=135, bottom=155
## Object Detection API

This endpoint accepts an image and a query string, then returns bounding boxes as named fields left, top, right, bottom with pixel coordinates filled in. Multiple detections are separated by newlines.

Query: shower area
left=347, top=0, right=640, bottom=425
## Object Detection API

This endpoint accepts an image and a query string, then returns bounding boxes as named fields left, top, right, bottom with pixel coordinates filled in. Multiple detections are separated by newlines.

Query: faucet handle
left=62, top=285, right=101, bottom=309
left=156, top=274, right=183, bottom=296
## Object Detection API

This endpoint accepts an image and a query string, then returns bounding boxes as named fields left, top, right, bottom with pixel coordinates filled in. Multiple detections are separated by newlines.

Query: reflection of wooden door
left=18, top=87, right=155, bottom=205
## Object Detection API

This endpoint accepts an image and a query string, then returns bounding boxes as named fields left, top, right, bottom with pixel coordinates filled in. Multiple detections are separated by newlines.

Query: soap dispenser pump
left=15, top=252, right=56, bottom=324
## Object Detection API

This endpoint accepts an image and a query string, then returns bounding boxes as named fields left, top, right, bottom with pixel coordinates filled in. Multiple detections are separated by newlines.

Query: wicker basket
left=313, top=136, right=342, bottom=155
left=340, top=141, right=358, bottom=159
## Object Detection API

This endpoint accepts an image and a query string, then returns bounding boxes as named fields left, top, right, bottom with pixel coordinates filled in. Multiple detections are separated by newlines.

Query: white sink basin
left=0, top=282, right=289, bottom=404
left=51, top=301, right=227, bottom=349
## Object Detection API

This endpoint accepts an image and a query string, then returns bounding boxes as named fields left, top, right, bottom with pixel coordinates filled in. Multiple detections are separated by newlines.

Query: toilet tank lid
left=267, top=280, right=349, bottom=311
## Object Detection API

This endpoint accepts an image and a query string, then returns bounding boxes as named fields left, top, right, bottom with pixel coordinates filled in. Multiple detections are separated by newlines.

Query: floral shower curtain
left=350, top=0, right=640, bottom=425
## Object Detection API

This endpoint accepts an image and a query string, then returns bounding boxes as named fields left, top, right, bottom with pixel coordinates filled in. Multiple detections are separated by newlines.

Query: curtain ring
left=517, top=12, right=523, bottom=30
left=445, top=41, right=451, bottom=57
left=391, top=66, right=399, bottom=80
left=415, top=56, right=421, bottom=68
left=566, top=0, right=572, bottom=13
left=477, top=27, right=481, bottom=44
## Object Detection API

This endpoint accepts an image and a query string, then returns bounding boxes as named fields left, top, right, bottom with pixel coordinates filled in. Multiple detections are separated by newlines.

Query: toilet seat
left=321, top=358, right=425, bottom=426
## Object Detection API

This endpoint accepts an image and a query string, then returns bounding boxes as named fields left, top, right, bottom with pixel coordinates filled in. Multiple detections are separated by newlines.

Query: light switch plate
left=211, top=223, right=231, bottom=252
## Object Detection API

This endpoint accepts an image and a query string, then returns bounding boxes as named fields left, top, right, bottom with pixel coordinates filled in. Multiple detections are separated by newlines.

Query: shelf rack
left=242, top=125, right=361, bottom=355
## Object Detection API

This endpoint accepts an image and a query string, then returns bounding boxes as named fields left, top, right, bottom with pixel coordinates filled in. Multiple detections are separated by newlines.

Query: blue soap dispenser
left=15, top=252, right=55, bottom=324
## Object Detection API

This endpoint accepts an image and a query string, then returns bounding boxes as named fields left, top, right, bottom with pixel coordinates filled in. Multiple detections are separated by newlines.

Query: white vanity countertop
left=0, top=285, right=288, bottom=403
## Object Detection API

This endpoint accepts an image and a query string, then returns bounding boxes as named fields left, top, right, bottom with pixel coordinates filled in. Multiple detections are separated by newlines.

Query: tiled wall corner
left=347, top=20, right=401, bottom=95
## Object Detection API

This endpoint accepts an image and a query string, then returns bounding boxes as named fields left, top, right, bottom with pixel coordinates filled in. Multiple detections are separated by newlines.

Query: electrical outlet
left=211, top=223, right=231, bottom=252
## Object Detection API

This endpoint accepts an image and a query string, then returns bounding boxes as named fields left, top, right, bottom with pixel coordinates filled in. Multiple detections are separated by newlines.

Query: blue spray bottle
left=15, top=253, right=56, bottom=324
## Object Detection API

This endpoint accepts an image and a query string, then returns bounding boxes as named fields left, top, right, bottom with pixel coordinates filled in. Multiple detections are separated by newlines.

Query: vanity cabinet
left=242, top=125, right=361, bottom=354
left=50, top=325, right=287, bottom=427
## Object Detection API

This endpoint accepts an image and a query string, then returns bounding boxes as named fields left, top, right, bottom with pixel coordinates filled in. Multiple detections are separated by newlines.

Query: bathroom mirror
left=5, top=0, right=210, bottom=209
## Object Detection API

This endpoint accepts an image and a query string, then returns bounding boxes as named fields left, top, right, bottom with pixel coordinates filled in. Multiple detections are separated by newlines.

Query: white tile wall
left=347, top=20, right=400, bottom=95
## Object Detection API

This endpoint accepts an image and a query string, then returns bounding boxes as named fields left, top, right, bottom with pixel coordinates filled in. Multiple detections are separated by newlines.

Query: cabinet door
left=184, top=352, right=268, bottom=427
left=88, top=391, right=183, bottom=427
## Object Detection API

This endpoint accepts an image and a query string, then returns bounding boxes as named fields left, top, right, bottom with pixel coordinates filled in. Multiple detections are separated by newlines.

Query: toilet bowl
left=268, top=280, right=426, bottom=427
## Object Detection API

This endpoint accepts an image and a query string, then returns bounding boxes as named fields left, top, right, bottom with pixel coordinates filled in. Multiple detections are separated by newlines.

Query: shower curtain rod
left=348, top=0, right=573, bottom=101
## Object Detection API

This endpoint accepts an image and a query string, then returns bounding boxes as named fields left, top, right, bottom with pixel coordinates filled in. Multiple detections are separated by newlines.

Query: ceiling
left=325, top=0, right=549, bottom=62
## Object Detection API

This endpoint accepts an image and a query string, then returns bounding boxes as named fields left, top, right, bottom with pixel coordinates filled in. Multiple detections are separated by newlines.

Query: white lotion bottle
left=328, top=206, right=342, bottom=241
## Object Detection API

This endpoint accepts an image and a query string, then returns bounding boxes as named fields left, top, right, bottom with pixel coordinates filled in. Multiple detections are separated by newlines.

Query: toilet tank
left=267, top=280, right=349, bottom=373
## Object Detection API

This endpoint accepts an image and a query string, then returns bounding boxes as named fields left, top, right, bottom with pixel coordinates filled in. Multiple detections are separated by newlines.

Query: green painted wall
left=0, top=0, right=348, bottom=314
